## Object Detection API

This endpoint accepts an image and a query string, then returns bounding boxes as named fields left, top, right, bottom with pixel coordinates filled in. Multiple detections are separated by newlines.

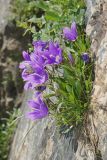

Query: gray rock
left=9, top=91, right=77, bottom=160
left=0, top=0, right=11, bottom=33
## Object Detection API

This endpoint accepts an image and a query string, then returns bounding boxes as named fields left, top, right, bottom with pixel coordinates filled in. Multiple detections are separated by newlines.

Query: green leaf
left=36, top=0, right=49, bottom=11
left=44, top=93, right=55, bottom=99
left=45, top=11, right=60, bottom=21
left=28, top=16, right=37, bottom=23
left=66, top=84, right=72, bottom=93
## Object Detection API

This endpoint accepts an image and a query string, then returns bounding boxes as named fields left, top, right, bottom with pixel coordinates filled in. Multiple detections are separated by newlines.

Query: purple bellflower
left=23, top=64, right=48, bottom=90
left=63, top=22, right=78, bottom=41
left=19, top=51, right=48, bottom=90
left=33, top=40, right=47, bottom=54
left=27, top=96, right=49, bottom=120
left=19, top=51, right=31, bottom=69
left=81, top=53, right=90, bottom=63
left=44, top=42, right=62, bottom=65
left=30, top=52, right=46, bottom=67
left=27, top=66, right=48, bottom=88
left=19, top=51, right=33, bottom=90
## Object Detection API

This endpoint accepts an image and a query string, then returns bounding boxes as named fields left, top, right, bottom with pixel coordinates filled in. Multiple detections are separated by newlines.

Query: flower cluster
left=19, top=22, right=90, bottom=120
left=19, top=40, right=63, bottom=119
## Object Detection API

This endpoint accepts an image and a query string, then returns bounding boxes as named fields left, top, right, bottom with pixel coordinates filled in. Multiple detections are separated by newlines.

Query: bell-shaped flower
left=27, top=96, right=48, bottom=120
left=44, top=42, right=62, bottom=65
left=19, top=51, right=31, bottom=69
left=27, top=68, right=48, bottom=88
left=63, top=22, right=78, bottom=41
left=81, top=53, right=90, bottom=63
left=19, top=51, right=48, bottom=90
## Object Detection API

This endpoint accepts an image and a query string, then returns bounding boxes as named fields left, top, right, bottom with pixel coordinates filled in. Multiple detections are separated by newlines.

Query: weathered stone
left=0, top=0, right=11, bottom=33
left=0, top=33, right=3, bottom=48
left=8, top=91, right=77, bottom=160
left=86, top=2, right=107, bottom=160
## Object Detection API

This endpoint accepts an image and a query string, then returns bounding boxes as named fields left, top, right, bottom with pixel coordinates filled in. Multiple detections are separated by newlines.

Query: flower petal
left=28, top=71, right=48, bottom=87
left=70, top=22, right=78, bottom=41
left=28, top=100, right=40, bottom=110
left=63, top=27, right=72, bottom=40
left=26, top=111, right=42, bottom=120
left=63, top=22, right=78, bottom=41
left=22, top=51, right=30, bottom=61
left=24, top=81, right=32, bottom=90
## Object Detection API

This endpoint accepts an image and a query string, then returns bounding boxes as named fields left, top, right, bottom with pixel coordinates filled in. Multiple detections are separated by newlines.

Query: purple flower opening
left=22, top=51, right=30, bottom=61
left=63, top=22, right=78, bottom=41
left=27, top=70, right=48, bottom=88
left=37, top=86, right=46, bottom=91
left=27, top=97, right=49, bottom=120
left=81, top=53, right=90, bottom=63
left=44, top=42, right=63, bottom=65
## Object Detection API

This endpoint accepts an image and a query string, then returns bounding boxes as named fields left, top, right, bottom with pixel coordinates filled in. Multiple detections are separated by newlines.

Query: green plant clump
left=13, top=0, right=93, bottom=130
